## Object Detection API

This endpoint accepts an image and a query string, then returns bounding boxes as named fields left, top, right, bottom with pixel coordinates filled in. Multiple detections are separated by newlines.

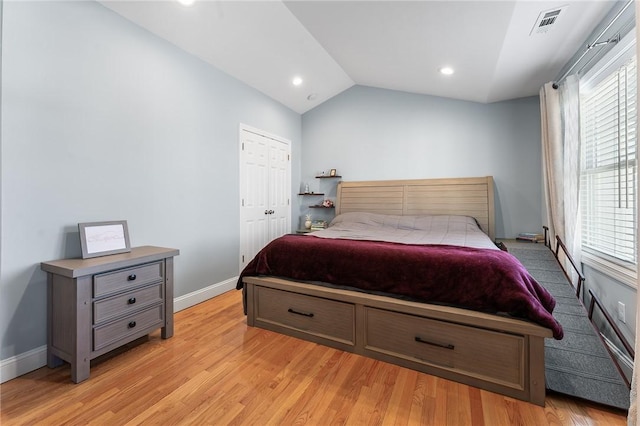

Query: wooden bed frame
left=242, top=176, right=553, bottom=406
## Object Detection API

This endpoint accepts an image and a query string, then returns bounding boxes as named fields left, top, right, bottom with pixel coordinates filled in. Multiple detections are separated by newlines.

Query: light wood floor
left=1, top=290, right=628, bottom=425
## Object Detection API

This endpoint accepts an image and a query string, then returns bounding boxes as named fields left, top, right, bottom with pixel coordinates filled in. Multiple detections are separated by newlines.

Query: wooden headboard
left=336, top=176, right=495, bottom=241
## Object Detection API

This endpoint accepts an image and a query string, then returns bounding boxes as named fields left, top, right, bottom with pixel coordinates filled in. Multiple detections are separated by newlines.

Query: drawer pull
left=128, top=274, right=137, bottom=281
left=128, top=297, right=137, bottom=305
left=128, top=321, right=137, bottom=329
left=415, top=336, right=454, bottom=350
left=287, top=308, right=314, bottom=318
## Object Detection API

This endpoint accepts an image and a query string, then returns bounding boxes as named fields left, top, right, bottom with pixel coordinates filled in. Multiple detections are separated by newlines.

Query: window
left=580, top=52, right=637, bottom=274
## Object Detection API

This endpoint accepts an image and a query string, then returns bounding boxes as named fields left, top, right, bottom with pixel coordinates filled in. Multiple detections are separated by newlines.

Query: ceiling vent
left=530, top=5, right=568, bottom=36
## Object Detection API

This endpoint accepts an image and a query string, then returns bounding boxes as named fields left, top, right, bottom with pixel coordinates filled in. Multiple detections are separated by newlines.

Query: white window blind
left=580, top=55, right=637, bottom=266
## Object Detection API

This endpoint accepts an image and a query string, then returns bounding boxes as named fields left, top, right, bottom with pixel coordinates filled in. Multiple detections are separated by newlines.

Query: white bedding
left=308, top=212, right=498, bottom=250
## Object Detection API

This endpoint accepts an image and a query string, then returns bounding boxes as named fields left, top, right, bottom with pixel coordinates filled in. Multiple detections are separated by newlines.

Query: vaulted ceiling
left=100, top=1, right=618, bottom=113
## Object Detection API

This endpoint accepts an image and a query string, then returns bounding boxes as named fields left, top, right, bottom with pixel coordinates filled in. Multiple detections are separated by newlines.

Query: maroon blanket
left=238, top=234, right=563, bottom=339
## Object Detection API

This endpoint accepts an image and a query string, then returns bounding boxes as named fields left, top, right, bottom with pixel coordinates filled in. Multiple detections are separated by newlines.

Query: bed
left=238, top=176, right=558, bottom=406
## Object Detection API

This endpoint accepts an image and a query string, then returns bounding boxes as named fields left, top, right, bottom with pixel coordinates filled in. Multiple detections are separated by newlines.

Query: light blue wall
left=583, top=266, right=636, bottom=346
left=301, top=86, right=542, bottom=238
left=0, top=1, right=301, bottom=360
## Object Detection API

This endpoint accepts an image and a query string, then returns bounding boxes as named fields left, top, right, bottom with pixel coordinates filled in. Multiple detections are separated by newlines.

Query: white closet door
left=240, top=130, right=270, bottom=268
left=268, top=140, right=290, bottom=240
left=239, top=126, right=290, bottom=272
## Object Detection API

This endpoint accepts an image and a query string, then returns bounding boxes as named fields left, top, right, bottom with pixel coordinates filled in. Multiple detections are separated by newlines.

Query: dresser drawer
left=256, top=286, right=355, bottom=344
left=93, top=304, right=164, bottom=351
left=93, top=283, right=164, bottom=325
left=94, top=262, right=163, bottom=298
left=364, top=307, right=525, bottom=389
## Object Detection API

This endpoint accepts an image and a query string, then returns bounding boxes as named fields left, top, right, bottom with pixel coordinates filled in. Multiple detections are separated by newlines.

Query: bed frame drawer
left=364, top=307, right=525, bottom=390
left=255, top=286, right=355, bottom=345
left=243, top=276, right=550, bottom=406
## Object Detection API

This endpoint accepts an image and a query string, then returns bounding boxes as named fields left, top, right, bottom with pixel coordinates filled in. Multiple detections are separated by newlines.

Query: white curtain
left=540, top=75, right=581, bottom=282
left=540, top=81, right=563, bottom=247
left=560, top=75, right=582, bottom=283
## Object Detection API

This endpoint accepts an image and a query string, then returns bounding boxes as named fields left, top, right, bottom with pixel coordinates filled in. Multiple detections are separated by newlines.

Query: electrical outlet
left=618, top=301, right=626, bottom=323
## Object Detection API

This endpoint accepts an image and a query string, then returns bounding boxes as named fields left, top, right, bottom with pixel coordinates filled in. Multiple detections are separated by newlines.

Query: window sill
left=581, top=251, right=637, bottom=289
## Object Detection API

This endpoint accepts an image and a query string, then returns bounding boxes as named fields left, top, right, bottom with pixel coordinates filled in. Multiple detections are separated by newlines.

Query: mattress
left=309, top=212, right=497, bottom=249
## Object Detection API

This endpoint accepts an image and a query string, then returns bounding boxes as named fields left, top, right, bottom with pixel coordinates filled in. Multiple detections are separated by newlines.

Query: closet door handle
left=264, top=210, right=269, bottom=215
left=268, top=210, right=275, bottom=214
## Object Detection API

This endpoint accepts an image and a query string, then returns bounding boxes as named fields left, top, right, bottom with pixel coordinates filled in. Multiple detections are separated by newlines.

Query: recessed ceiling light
left=307, top=93, right=318, bottom=101
left=177, top=0, right=195, bottom=6
left=292, top=77, right=303, bottom=86
left=439, top=67, right=454, bottom=75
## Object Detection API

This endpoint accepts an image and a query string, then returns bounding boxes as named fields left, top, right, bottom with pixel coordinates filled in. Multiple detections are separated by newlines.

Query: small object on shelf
left=516, top=232, right=544, bottom=243
left=304, top=214, right=312, bottom=229
left=322, top=199, right=334, bottom=208
left=330, top=168, right=337, bottom=177
left=304, top=182, right=310, bottom=193
left=310, top=220, right=328, bottom=230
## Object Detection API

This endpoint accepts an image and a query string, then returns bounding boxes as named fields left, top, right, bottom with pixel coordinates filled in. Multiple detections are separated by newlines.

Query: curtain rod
left=552, top=0, right=633, bottom=89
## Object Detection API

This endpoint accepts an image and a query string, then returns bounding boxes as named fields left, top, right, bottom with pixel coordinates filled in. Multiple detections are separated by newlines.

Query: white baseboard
left=173, top=277, right=237, bottom=312
left=0, top=345, right=47, bottom=384
left=601, top=334, right=634, bottom=376
left=0, top=277, right=239, bottom=384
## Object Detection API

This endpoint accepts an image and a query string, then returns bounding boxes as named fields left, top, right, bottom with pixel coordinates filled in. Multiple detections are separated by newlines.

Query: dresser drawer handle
left=287, top=308, right=314, bottom=318
left=415, top=336, right=454, bottom=350
left=128, top=274, right=137, bottom=281
left=128, top=297, right=136, bottom=305
left=128, top=321, right=137, bottom=329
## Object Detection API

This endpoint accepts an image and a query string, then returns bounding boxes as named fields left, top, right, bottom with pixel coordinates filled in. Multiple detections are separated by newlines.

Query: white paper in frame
left=78, top=220, right=131, bottom=259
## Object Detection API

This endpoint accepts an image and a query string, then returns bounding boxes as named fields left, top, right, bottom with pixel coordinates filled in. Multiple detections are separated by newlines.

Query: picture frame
left=330, top=168, right=337, bottom=177
left=78, top=220, right=131, bottom=259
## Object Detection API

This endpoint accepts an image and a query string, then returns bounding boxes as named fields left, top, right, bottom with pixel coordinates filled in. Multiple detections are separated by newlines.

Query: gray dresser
left=41, top=246, right=179, bottom=383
